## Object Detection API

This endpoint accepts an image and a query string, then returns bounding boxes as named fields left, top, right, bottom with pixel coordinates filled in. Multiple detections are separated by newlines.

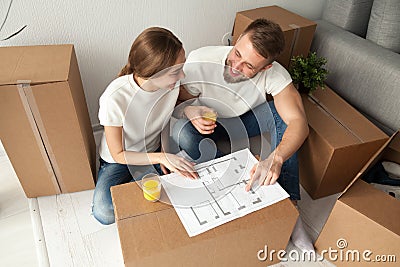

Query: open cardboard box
left=232, top=5, right=316, bottom=69
left=111, top=180, right=298, bottom=266
left=299, top=86, right=388, bottom=199
left=0, top=44, right=96, bottom=197
left=315, top=131, right=400, bottom=266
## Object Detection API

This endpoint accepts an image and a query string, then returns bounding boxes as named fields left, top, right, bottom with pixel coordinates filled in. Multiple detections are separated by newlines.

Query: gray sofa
left=311, top=0, right=400, bottom=134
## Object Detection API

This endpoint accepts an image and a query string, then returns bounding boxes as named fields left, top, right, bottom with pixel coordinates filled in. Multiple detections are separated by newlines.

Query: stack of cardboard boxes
left=299, top=86, right=389, bottom=199
left=0, top=44, right=96, bottom=198
left=315, top=132, right=400, bottom=266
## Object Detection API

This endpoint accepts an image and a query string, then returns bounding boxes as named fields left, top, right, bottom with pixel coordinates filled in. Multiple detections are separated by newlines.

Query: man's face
left=224, top=34, right=272, bottom=83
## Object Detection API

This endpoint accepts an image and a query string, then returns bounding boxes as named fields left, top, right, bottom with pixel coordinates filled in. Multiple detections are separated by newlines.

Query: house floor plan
left=160, top=149, right=290, bottom=237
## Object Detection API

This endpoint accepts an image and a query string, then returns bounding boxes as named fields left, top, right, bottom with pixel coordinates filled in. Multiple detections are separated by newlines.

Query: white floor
left=0, top=133, right=339, bottom=267
left=0, top=142, right=38, bottom=266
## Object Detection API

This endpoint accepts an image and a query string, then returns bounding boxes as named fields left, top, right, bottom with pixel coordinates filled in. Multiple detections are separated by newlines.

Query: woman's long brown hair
left=118, top=27, right=183, bottom=78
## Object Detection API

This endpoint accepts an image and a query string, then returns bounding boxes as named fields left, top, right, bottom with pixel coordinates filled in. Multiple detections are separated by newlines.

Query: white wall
left=0, top=0, right=326, bottom=127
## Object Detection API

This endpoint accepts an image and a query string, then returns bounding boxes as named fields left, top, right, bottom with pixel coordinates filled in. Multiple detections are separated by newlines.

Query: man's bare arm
left=272, top=83, right=309, bottom=162
left=245, top=83, right=308, bottom=190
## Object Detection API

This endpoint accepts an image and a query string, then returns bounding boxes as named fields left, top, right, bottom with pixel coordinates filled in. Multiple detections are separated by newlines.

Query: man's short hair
left=242, top=19, right=285, bottom=64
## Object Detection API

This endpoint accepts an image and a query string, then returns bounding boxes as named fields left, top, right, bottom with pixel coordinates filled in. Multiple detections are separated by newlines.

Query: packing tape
left=288, top=24, right=300, bottom=64
left=308, top=94, right=363, bottom=143
left=17, top=80, right=64, bottom=194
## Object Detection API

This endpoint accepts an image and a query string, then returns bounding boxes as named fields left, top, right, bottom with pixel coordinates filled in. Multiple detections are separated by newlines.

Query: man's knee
left=172, top=118, right=198, bottom=144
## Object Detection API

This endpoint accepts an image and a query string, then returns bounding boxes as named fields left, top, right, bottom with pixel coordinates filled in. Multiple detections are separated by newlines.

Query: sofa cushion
left=366, top=0, right=400, bottom=53
left=311, top=20, right=400, bottom=134
left=322, top=0, right=374, bottom=37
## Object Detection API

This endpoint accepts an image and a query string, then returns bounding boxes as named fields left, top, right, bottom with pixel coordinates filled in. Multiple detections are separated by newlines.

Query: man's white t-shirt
left=98, top=74, right=179, bottom=163
left=182, top=46, right=292, bottom=118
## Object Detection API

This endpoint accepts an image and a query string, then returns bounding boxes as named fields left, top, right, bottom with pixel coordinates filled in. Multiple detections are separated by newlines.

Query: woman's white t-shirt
left=98, top=74, right=179, bottom=163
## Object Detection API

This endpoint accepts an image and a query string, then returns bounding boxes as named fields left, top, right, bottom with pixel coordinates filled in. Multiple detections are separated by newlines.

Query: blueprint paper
left=160, top=148, right=290, bottom=237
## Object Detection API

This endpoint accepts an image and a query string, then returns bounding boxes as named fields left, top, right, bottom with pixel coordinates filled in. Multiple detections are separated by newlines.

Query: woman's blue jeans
left=171, top=101, right=300, bottom=200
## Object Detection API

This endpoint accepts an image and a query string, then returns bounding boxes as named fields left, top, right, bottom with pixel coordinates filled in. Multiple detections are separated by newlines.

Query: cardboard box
left=0, top=44, right=96, bottom=197
left=232, top=6, right=317, bottom=68
left=299, top=86, right=388, bottom=199
left=111, top=182, right=298, bottom=266
left=315, top=132, right=400, bottom=266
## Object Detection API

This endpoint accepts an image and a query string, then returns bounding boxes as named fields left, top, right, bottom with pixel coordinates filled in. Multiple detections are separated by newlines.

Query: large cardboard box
left=0, top=44, right=96, bottom=197
left=232, top=6, right=317, bottom=69
left=315, top=132, right=400, bottom=266
left=111, top=182, right=298, bottom=266
left=299, top=86, right=388, bottom=199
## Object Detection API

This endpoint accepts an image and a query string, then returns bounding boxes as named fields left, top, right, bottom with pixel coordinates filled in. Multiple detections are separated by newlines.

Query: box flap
left=339, top=179, right=400, bottom=235
left=111, top=182, right=172, bottom=221
left=238, top=6, right=316, bottom=30
left=339, top=131, right=399, bottom=198
left=316, top=198, right=400, bottom=258
left=302, top=94, right=362, bottom=148
left=309, top=87, right=388, bottom=143
left=0, top=44, right=73, bottom=86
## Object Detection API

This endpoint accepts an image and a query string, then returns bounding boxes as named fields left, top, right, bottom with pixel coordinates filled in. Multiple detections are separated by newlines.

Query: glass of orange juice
left=202, top=110, right=217, bottom=122
left=140, top=173, right=162, bottom=202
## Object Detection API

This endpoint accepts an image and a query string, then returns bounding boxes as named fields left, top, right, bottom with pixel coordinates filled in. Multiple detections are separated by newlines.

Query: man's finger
left=198, top=118, right=216, bottom=126
left=192, top=122, right=214, bottom=135
left=246, top=165, right=261, bottom=192
left=269, top=172, right=280, bottom=185
left=245, top=176, right=255, bottom=192
left=196, top=121, right=216, bottom=131
left=263, top=171, right=273, bottom=186
left=200, top=124, right=217, bottom=131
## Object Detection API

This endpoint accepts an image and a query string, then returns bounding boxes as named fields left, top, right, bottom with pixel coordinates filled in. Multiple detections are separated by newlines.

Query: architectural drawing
left=160, top=148, right=289, bottom=237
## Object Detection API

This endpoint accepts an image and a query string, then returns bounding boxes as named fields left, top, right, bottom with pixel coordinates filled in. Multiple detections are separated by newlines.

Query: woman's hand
left=160, top=153, right=198, bottom=179
left=183, top=106, right=217, bottom=134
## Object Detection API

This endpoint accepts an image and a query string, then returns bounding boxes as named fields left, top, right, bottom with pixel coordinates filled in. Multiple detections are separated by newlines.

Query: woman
left=93, top=27, right=196, bottom=225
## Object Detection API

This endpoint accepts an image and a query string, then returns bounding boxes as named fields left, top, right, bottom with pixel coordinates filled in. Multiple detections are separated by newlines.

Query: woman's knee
left=92, top=185, right=115, bottom=225
left=92, top=202, right=115, bottom=225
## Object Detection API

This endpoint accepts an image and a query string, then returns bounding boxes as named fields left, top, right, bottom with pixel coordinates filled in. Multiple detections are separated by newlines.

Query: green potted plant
left=289, top=52, right=328, bottom=95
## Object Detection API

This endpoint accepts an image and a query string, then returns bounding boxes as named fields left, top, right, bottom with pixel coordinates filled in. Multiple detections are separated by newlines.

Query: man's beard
left=223, top=65, right=249, bottom=84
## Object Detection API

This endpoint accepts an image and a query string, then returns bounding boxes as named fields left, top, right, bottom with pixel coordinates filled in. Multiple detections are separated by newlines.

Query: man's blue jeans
left=171, top=101, right=300, bottom=200
left=92, top=159, right=162, bottom=225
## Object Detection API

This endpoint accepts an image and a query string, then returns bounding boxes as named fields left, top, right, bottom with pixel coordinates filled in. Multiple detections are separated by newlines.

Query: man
left=172, top=19, right=313, bottom=252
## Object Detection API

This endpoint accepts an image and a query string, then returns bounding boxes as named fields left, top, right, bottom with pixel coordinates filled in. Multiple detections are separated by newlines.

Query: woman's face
left=150, top=48, right=186, bottom=90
